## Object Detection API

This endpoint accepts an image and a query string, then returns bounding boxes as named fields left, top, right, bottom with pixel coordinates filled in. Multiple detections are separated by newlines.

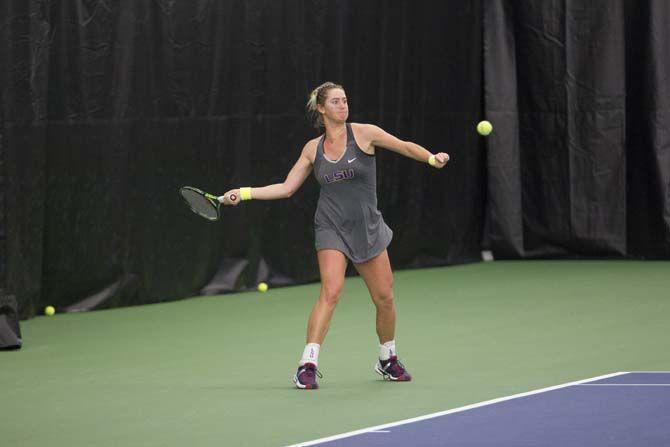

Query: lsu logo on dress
left=324, top=169, right=355, bottom=184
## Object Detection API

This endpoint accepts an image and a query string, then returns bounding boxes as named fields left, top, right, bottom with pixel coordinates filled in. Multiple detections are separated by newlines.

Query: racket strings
left=181, top=189, right=218, bottom=220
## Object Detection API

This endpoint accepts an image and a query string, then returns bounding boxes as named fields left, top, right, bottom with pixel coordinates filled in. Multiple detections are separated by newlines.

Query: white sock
left=379, top=340, right=396, bottom=361
left=299, top=343, right=320, bottom=366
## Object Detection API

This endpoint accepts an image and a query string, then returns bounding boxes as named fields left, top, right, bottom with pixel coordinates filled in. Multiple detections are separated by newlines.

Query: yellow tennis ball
left=257, top=282, right=268, bottom=293
left=44, top=306, right=55, bottom=316
left=477, top=120, right=493, bottom=136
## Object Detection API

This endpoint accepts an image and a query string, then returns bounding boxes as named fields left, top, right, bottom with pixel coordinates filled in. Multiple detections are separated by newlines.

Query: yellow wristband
left=428, top=155, right=437, bottom=167
left=239, top=187, right=252, bottom=201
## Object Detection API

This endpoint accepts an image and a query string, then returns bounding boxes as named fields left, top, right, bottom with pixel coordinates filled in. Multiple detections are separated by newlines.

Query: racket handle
left=218, top=194, right=237, bottom=203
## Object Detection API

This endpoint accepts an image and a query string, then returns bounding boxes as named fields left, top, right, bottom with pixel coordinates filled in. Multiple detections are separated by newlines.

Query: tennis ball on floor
left=257, top=282, right=269, bottom=293
left=44, top=306, right=55, bottom=316
left=477, top=120, right=493, bottom=136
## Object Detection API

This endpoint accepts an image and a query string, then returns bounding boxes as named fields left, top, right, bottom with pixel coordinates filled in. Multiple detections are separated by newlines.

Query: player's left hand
left=434, top=152, right=450, bottom=168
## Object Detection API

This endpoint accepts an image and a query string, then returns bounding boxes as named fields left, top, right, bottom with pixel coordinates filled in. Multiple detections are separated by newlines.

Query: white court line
left=368, top=430, right=390, bottom=433
left=284, top=371, right=629, bottom=447
left=581, top=384, right=670, bottom=386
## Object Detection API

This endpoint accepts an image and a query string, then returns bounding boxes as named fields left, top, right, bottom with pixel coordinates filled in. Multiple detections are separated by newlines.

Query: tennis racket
left=179, top=186, right=236, bottom=221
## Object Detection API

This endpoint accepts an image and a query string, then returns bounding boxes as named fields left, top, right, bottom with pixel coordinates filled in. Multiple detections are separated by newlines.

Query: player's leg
left=293, top=249, right=348, bottom=389
left=353, top=249, right=395, bottom=342
left=354, top=249, right=412, bottom=381
left=307, top=249, right=348, bottom=344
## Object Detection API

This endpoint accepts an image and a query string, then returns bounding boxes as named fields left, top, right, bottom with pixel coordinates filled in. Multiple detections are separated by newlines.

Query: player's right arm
left=221, top=140, right=317, bottom=205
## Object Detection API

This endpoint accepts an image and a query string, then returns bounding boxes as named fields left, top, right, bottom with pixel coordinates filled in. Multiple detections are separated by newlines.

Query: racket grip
left=218, top=194, right=237, bottom=203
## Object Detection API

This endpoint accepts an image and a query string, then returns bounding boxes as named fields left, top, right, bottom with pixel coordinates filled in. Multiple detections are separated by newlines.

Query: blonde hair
left=306, top=82, right=344, bottom=128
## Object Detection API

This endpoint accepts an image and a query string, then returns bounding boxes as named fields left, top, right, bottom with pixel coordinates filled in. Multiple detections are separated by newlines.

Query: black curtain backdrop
left=484, top=0, right=670, bottom=259
left=5, top=1, right=669, bottom=319
left=1, top=1, right=484, bottom=318
left=625, top=0, right=670, bottom=258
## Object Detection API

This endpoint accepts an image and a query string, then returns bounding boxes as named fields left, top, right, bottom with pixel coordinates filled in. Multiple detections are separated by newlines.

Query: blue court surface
left=288, top=372, right=670, bottom=447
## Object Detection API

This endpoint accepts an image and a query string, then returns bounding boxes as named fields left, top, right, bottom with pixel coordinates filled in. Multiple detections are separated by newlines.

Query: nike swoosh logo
left=348, top=158, right=357, bottom=163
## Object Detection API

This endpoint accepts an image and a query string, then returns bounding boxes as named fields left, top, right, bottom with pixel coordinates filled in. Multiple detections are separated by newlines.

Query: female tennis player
left=221, top=82, right=449, bottom=389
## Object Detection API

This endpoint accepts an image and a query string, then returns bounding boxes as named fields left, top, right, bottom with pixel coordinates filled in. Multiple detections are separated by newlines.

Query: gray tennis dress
left=313, top=123, right=393, bottom=263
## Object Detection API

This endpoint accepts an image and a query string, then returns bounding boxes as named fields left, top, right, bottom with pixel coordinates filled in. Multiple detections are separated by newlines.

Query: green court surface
left=2, top=261, right=669, bottom=446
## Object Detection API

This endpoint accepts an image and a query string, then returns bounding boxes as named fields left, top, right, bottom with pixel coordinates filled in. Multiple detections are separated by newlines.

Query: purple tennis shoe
left=293, top=363, right=322, bottom=389
left=375, top=356, right=412, bottom=381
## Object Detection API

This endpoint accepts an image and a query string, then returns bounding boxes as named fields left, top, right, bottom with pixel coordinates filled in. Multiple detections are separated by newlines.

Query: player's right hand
left=220, top=189, right=241, bottom=206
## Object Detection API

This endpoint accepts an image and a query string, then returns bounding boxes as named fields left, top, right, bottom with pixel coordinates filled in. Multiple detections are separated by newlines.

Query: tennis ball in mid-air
left=44, top=306, right=55, bottom=316
left=477, top=120, right=493, bottom=136
left=257, top=282, right=269, bottom=293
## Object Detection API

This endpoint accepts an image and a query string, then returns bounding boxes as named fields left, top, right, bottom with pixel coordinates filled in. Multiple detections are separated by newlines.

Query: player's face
left=320, top=89, right=348, bottom=122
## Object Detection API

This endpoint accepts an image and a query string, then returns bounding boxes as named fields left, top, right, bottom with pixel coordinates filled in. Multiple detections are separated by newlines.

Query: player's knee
left=373, top=289, right=394, bottom=307
left=320, top=283, right=343, bottom=307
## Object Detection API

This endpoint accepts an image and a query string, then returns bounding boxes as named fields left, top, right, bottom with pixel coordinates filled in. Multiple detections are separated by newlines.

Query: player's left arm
left=360, top=124, right=449, bottom=168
